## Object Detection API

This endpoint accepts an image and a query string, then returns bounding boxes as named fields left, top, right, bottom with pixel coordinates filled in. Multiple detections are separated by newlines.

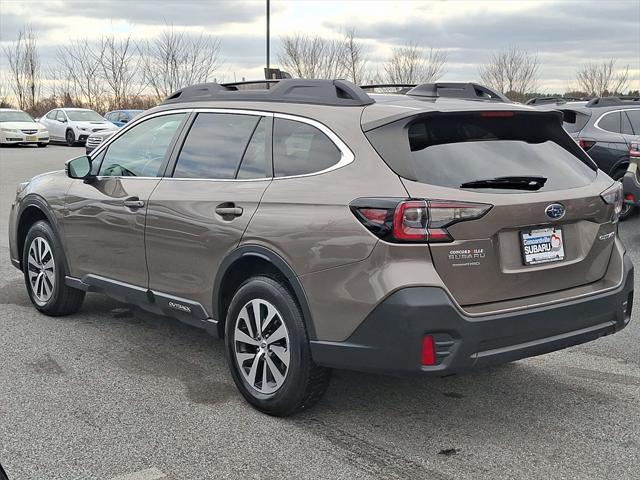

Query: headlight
left=1, top=128, right=18, bottom=133
left=601, top=182, right=623, bottom=222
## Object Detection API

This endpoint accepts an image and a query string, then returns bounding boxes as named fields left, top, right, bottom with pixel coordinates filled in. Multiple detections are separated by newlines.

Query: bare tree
left=140, top=26, right=221, bottom=101
left=576, top=59, right=629, bottom=96
left=56, top=40, right=104, bottom=109
left=279, top=33, right=348, bottom=79
left=479, top=46, right=539, bottom=101
left=384, top=42, right=447, bottom=84
left=99, top=35, right=146, bottom=109
left=0, top=73, right=12, bottom=107
left=341, top=27, right=368, bottom=84
left=3, top=24, right=41, bottom=110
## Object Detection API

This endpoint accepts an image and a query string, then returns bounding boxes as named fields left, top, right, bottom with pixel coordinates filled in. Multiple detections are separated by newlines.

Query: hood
left=89, top=129, right=117, bottom=139
left=74, top=121, right=117, bottom=130
left=0, top=121, right=45, bottom=130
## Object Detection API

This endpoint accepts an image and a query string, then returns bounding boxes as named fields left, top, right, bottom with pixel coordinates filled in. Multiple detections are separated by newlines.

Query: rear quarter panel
left=242, top=113, right=408, bottom=276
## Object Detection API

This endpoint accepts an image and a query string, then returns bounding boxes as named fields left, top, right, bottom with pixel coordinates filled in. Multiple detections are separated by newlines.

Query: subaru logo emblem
left=545, top=203, right=566, bottom=220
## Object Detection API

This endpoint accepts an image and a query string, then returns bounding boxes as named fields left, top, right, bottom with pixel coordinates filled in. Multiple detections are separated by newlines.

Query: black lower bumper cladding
left=311, top=256, right=634, bottom=375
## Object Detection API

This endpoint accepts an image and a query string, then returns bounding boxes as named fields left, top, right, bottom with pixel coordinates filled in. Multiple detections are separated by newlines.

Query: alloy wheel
left=27, top=237, right=56, bottom=306
left=233, top=298, right=291, bottom=395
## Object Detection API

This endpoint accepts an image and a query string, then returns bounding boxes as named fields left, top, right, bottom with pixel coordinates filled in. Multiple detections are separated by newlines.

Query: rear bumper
left=311, top=255, right=634, bottom=375
left=623, top=164, right=640, bottom=206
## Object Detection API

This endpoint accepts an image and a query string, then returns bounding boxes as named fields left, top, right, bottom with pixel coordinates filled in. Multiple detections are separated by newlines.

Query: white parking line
left=109, top=468, right=168, bottom=480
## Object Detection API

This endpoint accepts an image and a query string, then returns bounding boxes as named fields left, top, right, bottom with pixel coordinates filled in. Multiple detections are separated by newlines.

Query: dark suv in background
left=537, top=97, right=640, bottom=218
left=9, top=80, right=634, bottom=416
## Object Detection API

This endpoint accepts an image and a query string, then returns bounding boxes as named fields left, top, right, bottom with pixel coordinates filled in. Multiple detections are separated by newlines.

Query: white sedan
left=0, top=108, right=49, bottom=147
left=39, top=108, right=117, bottom=146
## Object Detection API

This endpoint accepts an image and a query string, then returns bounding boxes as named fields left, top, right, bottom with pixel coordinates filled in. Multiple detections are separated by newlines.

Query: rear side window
left=366, top=112, right=596, bottom=192
left=173, top=113, right=265, bottom=179
left=624, top=110, right=640, bottom=134
left=597, top=111, right=621, bottom=133
left=273, top=118, right=341, bottom=177
left=46, top=110, right=57, bottom=120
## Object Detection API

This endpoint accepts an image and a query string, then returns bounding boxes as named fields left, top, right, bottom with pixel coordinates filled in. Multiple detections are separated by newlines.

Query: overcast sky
left=1, top=0, right=638, bottom=93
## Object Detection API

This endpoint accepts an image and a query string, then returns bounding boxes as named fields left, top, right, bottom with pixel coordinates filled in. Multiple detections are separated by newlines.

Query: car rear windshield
left=66, top=110, right=104, bottom=121
left=558, top=109, right=590, bottom=133
left=365, top=112, right=597, bottom=192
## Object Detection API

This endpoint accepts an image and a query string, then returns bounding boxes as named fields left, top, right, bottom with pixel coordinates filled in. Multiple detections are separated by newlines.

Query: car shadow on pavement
left=3, top=282, right=626, bottom=459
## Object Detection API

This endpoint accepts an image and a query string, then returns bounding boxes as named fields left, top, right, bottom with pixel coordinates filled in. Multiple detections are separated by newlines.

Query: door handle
left=215, top=203, right=243, bottom=218
left=123, top=197, right=145, bottom=209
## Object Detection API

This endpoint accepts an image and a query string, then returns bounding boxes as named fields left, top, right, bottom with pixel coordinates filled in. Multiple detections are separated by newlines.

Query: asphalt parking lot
left=0, top=144, right=639, bottom=480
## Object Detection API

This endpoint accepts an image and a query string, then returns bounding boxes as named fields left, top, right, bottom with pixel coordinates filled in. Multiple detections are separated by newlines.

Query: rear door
left=366, top=110, right=618, bottom=307
left=145, top=110, right=272, bottom=311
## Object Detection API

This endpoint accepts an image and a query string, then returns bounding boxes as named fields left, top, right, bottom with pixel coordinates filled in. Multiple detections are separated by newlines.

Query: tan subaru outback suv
left=8, top=80, right=634, bottom=416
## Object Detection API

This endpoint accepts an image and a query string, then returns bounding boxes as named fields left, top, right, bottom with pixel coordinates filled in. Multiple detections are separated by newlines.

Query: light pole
left=266, top=0, right=271, bottom=81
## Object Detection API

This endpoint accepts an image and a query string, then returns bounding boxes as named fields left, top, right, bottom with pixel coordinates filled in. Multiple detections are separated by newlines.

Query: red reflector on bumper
left=421, top=335, right=435, bottom=366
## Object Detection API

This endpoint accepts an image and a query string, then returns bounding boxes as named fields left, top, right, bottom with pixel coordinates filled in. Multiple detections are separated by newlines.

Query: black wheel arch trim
left=213, top=244, right=317, bottom=340
left=16, top=195, right=70, bottom=273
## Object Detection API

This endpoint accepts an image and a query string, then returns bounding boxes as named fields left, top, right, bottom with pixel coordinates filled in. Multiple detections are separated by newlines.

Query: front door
left=63, top=112, right=188, bottom=288
left=145, top=111, right=272, bottom=312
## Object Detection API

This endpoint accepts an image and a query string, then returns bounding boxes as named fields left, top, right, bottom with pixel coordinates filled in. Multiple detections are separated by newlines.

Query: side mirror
left=65, top=156, right=94, bottom=182
left=59, top=118, right=67, bottom=123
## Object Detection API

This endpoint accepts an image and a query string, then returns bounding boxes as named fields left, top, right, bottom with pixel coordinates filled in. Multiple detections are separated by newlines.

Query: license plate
left=26, top=135, right=37, bottom=141
left=520, top=227, right=565, bottom=265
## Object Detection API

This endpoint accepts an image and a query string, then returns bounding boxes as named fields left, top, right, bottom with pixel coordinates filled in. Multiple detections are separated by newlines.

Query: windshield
left=66, top=110, right=105, bottom=121
left=0, top=111, right=35, bottom=123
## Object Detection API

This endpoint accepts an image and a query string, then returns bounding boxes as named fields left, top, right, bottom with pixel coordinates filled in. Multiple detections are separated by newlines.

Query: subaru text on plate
left=8, top=80, right=634, bottom=416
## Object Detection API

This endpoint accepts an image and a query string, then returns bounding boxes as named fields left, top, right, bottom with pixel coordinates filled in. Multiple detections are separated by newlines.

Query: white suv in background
left=39, top=108, right=117, bottom=146
left=0, top=108, right=49, bottom=147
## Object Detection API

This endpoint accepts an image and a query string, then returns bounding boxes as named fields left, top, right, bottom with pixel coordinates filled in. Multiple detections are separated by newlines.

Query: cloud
left=0, top=0, right=638, bottom=92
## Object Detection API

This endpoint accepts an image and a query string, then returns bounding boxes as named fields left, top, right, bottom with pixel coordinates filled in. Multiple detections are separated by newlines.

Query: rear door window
left=173, top=113, right=266, bottom=179
left=597, top=111, right=621, bottom=133
left=366, top=112, right=596, bottom=192
left=272, top=118, right=341, bottom=177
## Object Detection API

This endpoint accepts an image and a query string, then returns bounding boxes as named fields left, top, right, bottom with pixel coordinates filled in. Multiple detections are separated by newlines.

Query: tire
left=65, top=129, right=76, bottom=147
left=612, top=168, right=635, bottom=221
left=225, top=276, right=331, bottom=416
left=22, top=220, right=85, bottom=316
left=37, top=143, right=48, bottom=148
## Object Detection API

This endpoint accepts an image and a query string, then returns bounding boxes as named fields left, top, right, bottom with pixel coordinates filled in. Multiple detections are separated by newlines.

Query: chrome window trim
left=89, top=107, right=354, bottom=182
left=89, top=108, right=194, bottom=158
left=594, top=108, right=640, bottom=134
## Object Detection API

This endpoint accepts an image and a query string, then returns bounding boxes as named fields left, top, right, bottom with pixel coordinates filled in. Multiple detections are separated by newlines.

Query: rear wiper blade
left=460, top=176, right=547, bottom=191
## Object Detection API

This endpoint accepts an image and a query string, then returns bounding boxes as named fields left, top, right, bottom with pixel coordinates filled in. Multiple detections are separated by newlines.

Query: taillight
left=578, top=138, right=596, bottom=151
left=393, top=200, right=429, bottom=241
left=351, top=198, right=492, bottom=243
left=629, top=142, right=640, bottom=158
left=601, top=182, right=623, bottom=222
